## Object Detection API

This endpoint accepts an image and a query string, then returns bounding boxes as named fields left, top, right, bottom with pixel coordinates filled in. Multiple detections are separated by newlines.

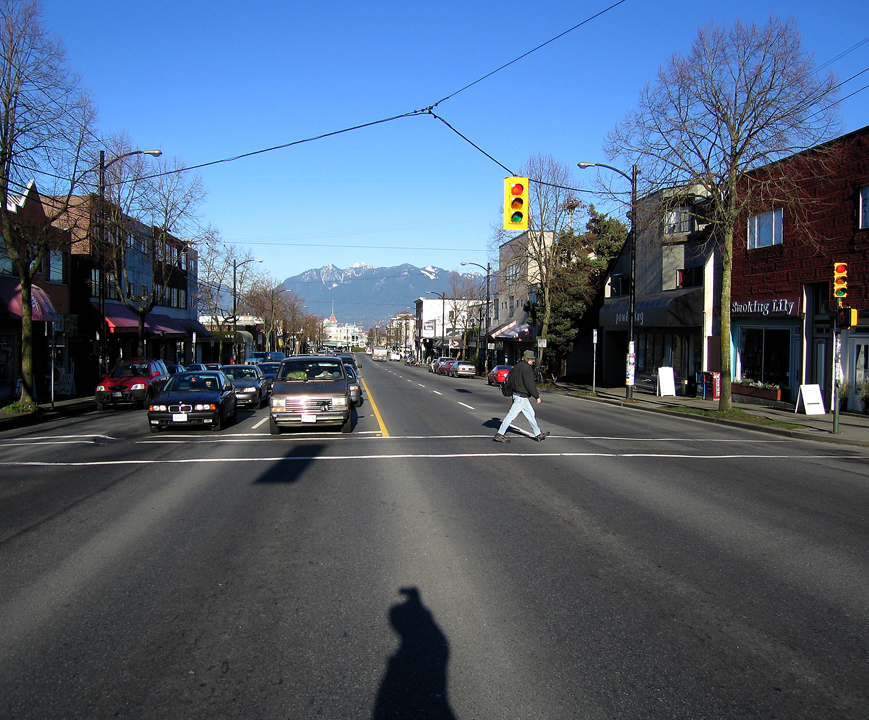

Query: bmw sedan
left=147, top=371, right=237, bottom=432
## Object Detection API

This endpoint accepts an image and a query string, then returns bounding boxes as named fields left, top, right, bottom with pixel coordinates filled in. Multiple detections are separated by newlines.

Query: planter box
left=732, top=384, right=781, bottom=401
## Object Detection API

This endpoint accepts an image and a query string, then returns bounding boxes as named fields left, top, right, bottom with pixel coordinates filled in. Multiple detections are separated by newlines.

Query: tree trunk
left=718, top=225, right=733, bottom=412
left=20, top=282, right=35, bottom=404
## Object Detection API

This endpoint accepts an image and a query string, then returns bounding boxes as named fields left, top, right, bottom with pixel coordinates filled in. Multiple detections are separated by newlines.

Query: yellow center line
left=360, top=376, right=389, bottom=437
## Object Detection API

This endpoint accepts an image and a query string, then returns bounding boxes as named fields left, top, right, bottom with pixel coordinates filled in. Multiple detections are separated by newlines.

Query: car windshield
left=278, top=360, right=344, bottom=381
left=344, top=365, right=357, bottom=380
left=165, top=373, right=223, bottom=392
left=258, top=363, right=281, bottom=376
left=110, top=363, right=150, bottom=378
left=222, top=367, right=259, bottom=380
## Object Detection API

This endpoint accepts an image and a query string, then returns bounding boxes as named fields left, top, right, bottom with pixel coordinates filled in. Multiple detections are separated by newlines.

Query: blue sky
left=41, top=0, right=869, bottom=289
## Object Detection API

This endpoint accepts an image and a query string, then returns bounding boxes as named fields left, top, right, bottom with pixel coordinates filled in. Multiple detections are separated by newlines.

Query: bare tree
left=100, top=137, right=205, bottom=357
left=0, top=0, right=97, bottom=404
left=606, top=15, right=840, bottom=410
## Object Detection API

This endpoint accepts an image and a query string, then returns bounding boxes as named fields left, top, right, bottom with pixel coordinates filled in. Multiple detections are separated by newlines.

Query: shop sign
left=731, top=297, right=799, bottom=317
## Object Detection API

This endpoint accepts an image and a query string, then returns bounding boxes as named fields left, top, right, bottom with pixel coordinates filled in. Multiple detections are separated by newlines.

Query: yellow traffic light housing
left=833, top=262, right=848, bottom=300
left=503, top=177, right=529, bottom=231
left=837, top=307, right=858, bottom=329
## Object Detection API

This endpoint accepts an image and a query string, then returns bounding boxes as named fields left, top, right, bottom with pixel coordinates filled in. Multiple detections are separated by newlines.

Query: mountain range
left=280, top=263, right=480, bottom=328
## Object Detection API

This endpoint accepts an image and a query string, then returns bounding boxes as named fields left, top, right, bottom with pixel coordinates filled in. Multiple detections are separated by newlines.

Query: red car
left=437, top=359, right=456, bottom=375
left=95, top=359, right=170, bottom=411
left=487, top=365, right=512, bottom=386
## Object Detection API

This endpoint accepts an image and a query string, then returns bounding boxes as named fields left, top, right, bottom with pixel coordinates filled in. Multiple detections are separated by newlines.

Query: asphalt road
left=1, top=356, right=868, bottom=719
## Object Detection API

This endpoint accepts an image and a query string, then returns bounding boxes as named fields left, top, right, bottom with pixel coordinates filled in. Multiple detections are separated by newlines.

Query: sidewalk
left=552, top=380, right=869, bottom=448
left=0, top=395, right=96, bottom=432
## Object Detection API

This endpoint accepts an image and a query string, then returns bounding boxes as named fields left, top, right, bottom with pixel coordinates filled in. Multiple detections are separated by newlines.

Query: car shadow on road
left=253, top=443, right=324, bottom=484
left=482, top=418, right=501, bottom=429
left=372, top=587, right=456, bottom=720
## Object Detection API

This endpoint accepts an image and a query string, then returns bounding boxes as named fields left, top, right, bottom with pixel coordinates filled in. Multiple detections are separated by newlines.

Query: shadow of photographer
left=372, top=587, right=457, bottom=720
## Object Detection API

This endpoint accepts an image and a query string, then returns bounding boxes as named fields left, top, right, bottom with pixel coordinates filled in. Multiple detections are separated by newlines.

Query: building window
left=609, top=274, right=627, bottom=297
left=738, top=326, right=790, bottom=388
left=665, top=206, right=693, bottom=234
left=747, top=208, right=783, bottom=249
left=861, top=186, right=869, bottom=229
left=677, top=267, right=703, bottom=288
left=47, top=250, right=66, bottom=284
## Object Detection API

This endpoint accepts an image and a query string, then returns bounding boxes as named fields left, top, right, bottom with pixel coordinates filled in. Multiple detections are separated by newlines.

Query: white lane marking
left=418, top=384, right=426, bottom=387
left=0, top=434, right=119, bottom=442
left=1, top=453, right=847, bottom=467
left=458, top=402, right=475, bottom=410
left=432, top=390, right=442, bottom=395
left=252, top=417, right=269, bottom=429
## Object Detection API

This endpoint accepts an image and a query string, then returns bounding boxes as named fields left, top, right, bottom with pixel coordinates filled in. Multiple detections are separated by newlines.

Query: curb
left=561, top=389, right=869, bottom=449
left=0, top=398, right=96, bottom=432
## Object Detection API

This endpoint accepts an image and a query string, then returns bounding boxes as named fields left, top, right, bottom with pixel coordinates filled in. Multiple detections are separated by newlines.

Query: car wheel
left=341, top=412, right=353, bottom=434
left=269, top=416, right=281, bottom=435
left=212, top=410, right=223, bottom=432
left=96, top=400, right=106, bottom=411
left=140, top=391, right=151, bottom=410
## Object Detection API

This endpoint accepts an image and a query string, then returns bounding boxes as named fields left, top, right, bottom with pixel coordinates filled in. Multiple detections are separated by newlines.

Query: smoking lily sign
left=731, top=297, right=799, bottom=317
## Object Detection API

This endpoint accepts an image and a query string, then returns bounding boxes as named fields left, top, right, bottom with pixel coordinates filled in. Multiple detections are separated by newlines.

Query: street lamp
left=97, top=148, right=162, bottom=365
left=461, top=261, right=492, bottom=374
left=426, top=291, right=447, bottom=358
left=578, top=161, right=639, bottom=399
left=232, top=258, right=263, bottom=362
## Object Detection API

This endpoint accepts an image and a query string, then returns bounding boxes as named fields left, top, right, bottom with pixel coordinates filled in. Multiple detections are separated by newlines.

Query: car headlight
left=130, top=383, right=145, bottom=391
left=150, top=404, right=167, bottom=412
left=96, top=385, right=106, bottom=392
left=243, top=386, right=257, bottom=393
left=332, top=396, right=347, bottom=409
left=271, top=397, right=285, bottom=408
left=195, top=403, right=217, bottom=411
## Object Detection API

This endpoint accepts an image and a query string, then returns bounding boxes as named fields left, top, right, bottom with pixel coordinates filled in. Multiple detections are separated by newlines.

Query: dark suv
left=95, top=359, right=170, bottom=411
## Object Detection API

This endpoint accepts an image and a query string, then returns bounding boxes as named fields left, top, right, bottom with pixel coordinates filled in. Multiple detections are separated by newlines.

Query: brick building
left=730, top=124, right=869, bottom=409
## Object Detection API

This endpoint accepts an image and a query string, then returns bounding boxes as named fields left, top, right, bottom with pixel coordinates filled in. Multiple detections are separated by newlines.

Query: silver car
left=450, top=361, right=476, bottom=378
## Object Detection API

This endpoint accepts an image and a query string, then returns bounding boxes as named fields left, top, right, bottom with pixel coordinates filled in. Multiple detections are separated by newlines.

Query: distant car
left=450, top=361, right=476, bottom=378
left=336, top=353, right=357, bottom=369
left=269, top=356, right=353, bottom=434
left=165, top=364, right=186, bottom=375
left=487, top=365, right=512, bottom=386
left=246, top=351, right=286, bottom=363
left=220, top=364, right=267, bottom=408
left=203, top=363, right=222, bottom=371
left=147, top=371, right=237, bottom=432
left=184, top=363, right=207, bottom=371
left=344, top=364, right=364, bottom=407
left=429, top=357, right=449, bottom=373
left=95, top=359, right=170, bottom=411
left=257, top=362, right=282, bottom=394
left=389, top=351, right=401, bottom=361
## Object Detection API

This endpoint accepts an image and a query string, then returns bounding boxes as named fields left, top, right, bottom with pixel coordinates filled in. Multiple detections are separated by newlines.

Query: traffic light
left=833, top=262, right=848, bottom=300
left=503, top=177, right=529, bottom=231
left=837, top=307, right=858, bottom=329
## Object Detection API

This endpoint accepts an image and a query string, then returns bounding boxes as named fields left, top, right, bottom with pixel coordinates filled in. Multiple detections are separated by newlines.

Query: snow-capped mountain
left=281, top=263, right=478, bottom=328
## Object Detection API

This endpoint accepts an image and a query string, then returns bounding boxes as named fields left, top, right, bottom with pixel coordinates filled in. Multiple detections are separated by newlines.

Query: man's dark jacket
left=509, top=361, right=538, bottom=399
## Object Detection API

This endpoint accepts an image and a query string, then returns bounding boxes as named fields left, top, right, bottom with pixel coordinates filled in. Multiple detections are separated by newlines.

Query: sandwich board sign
left=795, top=384, right=825, bottom=415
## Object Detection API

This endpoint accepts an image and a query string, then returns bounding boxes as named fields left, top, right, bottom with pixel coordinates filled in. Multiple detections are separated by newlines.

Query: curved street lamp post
left=578, top=161, right=638, bottom=399
left=97, top=148, right=162, bottom=365
left=232, top=258, right=263, bottom=361
left=461, top=261, right=492, bottom=374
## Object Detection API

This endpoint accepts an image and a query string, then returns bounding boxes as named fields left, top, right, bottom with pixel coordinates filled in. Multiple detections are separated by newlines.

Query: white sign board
left=537, top=338, right=547, bottom=347
left=657, top=366, right=676, bottom=397
left=795, top=384, right=826, bottom=415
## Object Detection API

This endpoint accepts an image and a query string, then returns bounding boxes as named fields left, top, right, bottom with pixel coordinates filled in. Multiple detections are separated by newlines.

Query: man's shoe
left=535, top=432, right=550, bottom=442
left=493, top=433, right=510, bottom=443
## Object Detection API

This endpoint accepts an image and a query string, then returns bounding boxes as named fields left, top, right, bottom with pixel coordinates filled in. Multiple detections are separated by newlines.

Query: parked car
left=245, top=351, right=286, bottom=363
left=220, top=364, right=267, bottom=408
left=429, top=357, right=449, bottom=373
left=450, top=360, right=476, bottom=378
left=344, top=364, right=364, bottom=407
left=487, top=365, right=513, bottom=386
left=269, top=356, right=353, bottom=434
left=147, top=371, right=237, bottom=432
left=95, top=359, right=170, bottom=411
left=257, top=362, right=282, bottom=394
left=437, top=360, right=456, bottom=375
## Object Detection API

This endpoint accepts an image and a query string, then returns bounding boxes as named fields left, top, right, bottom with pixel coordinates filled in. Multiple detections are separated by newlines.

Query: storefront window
left=739, top=327, right=790, bottom=387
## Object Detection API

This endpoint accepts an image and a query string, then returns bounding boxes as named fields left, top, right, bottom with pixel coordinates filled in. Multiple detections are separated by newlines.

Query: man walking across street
left=494, top=350, right=549, bottom=443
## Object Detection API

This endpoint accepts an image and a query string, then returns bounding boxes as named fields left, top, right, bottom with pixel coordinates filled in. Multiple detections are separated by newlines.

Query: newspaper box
left=695, top=371, right=721, bottom=400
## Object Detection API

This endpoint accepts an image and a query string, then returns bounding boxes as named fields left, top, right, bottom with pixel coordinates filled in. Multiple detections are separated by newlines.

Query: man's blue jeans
left=498, top=393, right=541, bottom=437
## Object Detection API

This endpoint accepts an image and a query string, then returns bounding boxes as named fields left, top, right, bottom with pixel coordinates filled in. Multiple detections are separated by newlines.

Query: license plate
left=172, top=413, right=188, bottom=422
left=301, top=413, right=316, bottom=423
left=112, top=392, right=122, bottom=398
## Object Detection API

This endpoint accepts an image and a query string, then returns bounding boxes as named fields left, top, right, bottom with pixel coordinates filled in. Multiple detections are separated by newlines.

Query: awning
left=146, top=313, right=187, bottom=338
left=96, top=302, right=142, bottom=334
left=180, top=318, right=212, bottom=338
left=0, top=278, right=58, bottom=321
left=490, top=320, right=537, bottom=341
left=598, top=288, right=703, bottom=328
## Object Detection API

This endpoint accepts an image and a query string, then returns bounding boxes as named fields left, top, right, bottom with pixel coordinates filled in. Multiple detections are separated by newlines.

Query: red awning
left=146, top=314, right=187, bottom=338
left=0, top=278, right=58, bottom=321
left=98, top=302, right=142, bottom=334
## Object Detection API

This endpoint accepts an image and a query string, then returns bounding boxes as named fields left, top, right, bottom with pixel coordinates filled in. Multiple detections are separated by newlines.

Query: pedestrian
left=494, top=350, right=550, bottom=443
